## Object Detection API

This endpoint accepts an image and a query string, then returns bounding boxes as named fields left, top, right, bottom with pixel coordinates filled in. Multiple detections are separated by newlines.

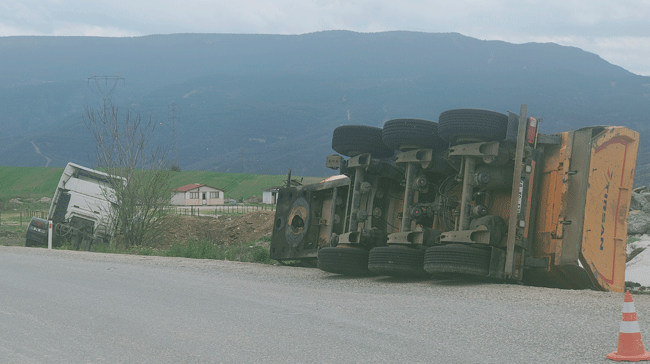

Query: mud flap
left=487, top=247, right=506, bottom=280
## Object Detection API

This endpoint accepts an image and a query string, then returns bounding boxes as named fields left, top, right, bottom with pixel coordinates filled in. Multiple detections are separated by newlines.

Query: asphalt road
left=0, top=246, right=646, bottom=364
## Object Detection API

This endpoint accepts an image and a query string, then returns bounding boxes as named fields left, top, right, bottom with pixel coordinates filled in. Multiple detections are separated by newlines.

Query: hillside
left=0, top=166, right=322, bottom=201
left=1, top=31, right=649, bottom=184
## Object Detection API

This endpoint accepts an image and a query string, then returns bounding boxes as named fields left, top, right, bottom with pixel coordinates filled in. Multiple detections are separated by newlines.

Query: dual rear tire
left=424, top=244, right=491, bottom=276
left=438, top=109, right=509, bottom=144
left=317, top=247, right=372, bottom=276
left=331, top=125, right=394, bottom=158
left=331, top=109, right=509, bottom=157
left=367, top=246, right=428, bottom=277
left=316, top=245, right=427, bottom=278
left=381, top=119, right=447, bottom=152
left=317, top=244, right=492, bottom=278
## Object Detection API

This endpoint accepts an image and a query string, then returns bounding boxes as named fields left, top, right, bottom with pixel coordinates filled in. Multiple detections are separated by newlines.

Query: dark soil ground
left=0, top=229, right=22, bottom=246
left=153, top=211, right=275, bottom=249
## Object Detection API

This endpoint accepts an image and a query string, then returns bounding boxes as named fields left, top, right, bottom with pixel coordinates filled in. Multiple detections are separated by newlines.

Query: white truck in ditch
left=25, top=163, right=124, bottom=250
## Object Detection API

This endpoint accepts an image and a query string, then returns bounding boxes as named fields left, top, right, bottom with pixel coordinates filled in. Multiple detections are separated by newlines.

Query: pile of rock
left=628, top=186, right=650, bottom=235
left=625, top=187, right=650, bottom=292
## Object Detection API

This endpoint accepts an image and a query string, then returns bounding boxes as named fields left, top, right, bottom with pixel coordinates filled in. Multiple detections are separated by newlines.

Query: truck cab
left=25, top=163, right=125, bottom=250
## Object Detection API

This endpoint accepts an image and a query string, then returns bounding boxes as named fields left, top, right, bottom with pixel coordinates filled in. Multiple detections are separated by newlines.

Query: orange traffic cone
left=608, top=290, right=650, bottom=361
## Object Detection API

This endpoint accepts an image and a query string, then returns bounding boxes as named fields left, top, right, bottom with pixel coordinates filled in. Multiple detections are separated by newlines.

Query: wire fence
left=0, top=210, right=48, bottom=227
left=166, top=204, right=276, bottom=217
left=0, top=205, right=276, bottom=226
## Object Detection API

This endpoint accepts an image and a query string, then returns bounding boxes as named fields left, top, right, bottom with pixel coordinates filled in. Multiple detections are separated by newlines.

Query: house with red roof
left=171, top=183, right=225, bottom=206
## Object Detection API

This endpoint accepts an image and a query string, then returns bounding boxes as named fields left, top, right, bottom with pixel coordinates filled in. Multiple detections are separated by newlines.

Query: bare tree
left=84, top=101, right=173, bottom=247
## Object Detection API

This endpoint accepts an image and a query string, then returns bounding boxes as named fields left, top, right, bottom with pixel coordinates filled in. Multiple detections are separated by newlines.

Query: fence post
left=47, top=221, right=53, bottom=250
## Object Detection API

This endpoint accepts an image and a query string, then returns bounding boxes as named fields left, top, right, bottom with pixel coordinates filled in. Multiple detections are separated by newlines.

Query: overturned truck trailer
left=270, top=104, right=639, bottom=292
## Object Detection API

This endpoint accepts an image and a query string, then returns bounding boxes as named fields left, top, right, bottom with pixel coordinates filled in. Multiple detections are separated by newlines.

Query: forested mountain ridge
left=1, top=31, right=649, bottom=184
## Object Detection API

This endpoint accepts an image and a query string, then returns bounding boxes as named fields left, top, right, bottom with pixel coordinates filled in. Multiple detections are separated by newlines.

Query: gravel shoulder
left=1, top=245, right=646, bottom=363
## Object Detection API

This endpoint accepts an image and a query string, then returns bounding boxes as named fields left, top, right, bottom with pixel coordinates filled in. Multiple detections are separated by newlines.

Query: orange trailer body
left=531, top=126, right=639, bottom=292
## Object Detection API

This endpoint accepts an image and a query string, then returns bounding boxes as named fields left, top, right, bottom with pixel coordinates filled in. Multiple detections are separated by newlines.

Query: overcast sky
left=2, top=0, right=650, bottom=76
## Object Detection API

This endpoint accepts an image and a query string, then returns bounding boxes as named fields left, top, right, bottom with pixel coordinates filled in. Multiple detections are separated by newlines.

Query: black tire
left=331, top=125, right=394, bottom=158
left=423, top=244, right=491, bottom=276
left=382, top=119, right=447, bottom=152
left=317, top=247, right=372, bottom=276
left=438, top=109, right=508, bottom=144
left=368, top=246, right=428, bottom=277
left=25, top=237, right=46, bottom=247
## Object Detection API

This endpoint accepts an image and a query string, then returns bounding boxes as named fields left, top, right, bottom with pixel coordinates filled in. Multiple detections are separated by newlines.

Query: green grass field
left=0, top=166, right=65, bottom=199
left=0, top=165, right=325, bottom=201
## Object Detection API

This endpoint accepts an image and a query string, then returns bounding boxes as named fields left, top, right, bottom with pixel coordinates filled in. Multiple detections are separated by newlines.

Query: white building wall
left=170, top=186, right=225, bottom=206
left=262, top=190, right=278, bottom=204
left=170, top=192, right=186, bottom=205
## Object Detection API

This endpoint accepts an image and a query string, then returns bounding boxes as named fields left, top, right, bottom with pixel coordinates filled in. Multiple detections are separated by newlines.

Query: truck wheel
left=317, top=247, right=372, bottom=276
left=423, top=244, right=490, bottom=276
left=368, top=246, right=428, bottom=277
left=382, top=119, right=447, bottom=152
left=25, top=238, right=46, bottom=247
left=331, top=125, right=394, bottom=158
left=438, top=109, right=508, bottom=144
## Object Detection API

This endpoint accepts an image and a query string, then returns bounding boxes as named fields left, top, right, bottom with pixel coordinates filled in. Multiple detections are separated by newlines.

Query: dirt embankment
left=0, top=229, right=23, bottom=246
left=1, top=211, right=276, bottom=249
left=153, top=211, right=275, bottom=249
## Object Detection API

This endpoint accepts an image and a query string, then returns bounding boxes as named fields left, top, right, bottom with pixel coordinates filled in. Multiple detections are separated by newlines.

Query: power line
left=87, top=74, right=125, bottom=104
